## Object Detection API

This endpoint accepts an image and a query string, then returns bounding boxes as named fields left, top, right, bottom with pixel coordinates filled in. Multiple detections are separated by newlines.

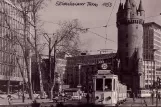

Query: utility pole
left=78, top=64, right=81, bottom=87
left=77, top=64, right=82, bottom=101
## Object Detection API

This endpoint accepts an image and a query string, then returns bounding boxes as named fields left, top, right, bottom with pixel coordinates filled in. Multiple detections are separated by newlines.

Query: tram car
left=92, top=63, right=127, bottom=106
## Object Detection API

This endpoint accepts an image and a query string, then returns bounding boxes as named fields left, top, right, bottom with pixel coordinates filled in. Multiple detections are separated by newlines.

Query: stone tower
left=117, top=0, right=145, bottom=92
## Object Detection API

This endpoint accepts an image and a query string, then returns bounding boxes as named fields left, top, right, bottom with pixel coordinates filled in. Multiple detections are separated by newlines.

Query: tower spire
left=138, top=0, right=144, bottom=11
left=118, top=2, right=122, bottom=11
left=124, top=0, right=131, bottom=9
left=118, top=0, right=123, bottom=12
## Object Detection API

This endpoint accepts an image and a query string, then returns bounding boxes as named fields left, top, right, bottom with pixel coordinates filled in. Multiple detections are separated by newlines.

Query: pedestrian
left=158, top=92, right=161, bottom=101
left=133, top=92, right=135, bottom=102
left=86, top=93, right=90, bottom=103
left=7, top=94, right=12, bottom=105
left=151, top=91, right=154, bottom=105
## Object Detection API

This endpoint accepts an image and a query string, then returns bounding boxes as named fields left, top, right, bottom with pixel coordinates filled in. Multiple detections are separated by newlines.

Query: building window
left=126, top=34, right=128, bottom=38
left=126, top=43, right=128, bottom=47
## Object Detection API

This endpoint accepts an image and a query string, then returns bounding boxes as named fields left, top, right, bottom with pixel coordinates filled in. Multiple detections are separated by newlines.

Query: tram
left=92, top=63, right=127, bottom=106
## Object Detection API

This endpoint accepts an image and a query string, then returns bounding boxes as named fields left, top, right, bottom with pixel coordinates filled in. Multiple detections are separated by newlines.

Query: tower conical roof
left=138, top=0, right=144, bottom=11
left=118, top=2, right=122, bottom=11
left=124, top=0, right=131, bottom=9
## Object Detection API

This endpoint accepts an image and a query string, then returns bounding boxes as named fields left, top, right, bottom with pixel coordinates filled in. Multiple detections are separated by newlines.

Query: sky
left=39, top=0, right=161, bottom=54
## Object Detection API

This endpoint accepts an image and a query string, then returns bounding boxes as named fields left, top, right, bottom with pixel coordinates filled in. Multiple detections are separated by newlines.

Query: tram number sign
left=101, top=63, right=108, bottom=70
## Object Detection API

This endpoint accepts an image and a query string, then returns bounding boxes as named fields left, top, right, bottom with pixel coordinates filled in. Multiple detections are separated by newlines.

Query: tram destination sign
left=97, top=70, right=111, bottom=75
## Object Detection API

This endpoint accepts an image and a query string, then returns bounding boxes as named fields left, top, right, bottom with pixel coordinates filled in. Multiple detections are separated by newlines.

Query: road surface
left=120, top=97, right=161, bottom=107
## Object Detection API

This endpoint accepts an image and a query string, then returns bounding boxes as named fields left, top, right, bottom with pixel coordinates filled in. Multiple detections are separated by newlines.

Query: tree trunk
left=49, top=47, right=56, bottom=100
left=26, top=56, right=34, bottom=100
left=50, top=84, right=54, bottom=99
left=37, top=56, right=45, bottom=98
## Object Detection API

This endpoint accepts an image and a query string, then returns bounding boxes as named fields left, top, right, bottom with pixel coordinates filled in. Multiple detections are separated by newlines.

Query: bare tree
left=0, top=0, right=50, bottom=99
left=43, top=19, right=86, bottom=99
left=12, top=0, right=51, bottom=99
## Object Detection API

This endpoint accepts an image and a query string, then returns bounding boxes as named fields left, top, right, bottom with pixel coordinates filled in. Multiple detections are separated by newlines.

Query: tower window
left=136, top=25, right=138, bottom=29
left=126, top=43, right=128, bottom=47
left=126, top=34, right=128, bottom=38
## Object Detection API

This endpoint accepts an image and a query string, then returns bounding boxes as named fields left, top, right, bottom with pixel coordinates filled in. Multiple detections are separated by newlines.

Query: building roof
left=66, top=53, right=117, bottom=60
left=144, top=22, right=161, bottom=29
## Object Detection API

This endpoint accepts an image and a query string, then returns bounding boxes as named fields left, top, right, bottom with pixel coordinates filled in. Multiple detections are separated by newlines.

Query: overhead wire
left=41, top=12, right=161, bottom=45
left=85, top=14, right=161, bottom=30
left=104, top=0, right=117, bottom=48
left=87, top=0, right=117, bottom=46
left=41, top=14, right=161, bottom=31
left=88, top=30, right=116, bottom=43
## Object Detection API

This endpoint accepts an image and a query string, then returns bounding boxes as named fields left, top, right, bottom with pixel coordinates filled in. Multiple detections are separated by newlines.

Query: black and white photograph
left=0, top=0, right=161, bottom=107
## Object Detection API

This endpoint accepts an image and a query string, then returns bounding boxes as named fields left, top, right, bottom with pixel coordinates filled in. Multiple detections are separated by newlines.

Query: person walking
left=86, top=93, right=90, bottom=103
left=133, top=92, right=135, bottom=102
left=7, top=94, right=12, bottom=105
left=151, top=91, right=154, bottom=105
left=158, top=92, right=161, bottom=101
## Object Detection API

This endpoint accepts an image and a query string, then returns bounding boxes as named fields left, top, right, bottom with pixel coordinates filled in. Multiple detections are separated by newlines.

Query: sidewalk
left=0, top=98, right=53, bottom=105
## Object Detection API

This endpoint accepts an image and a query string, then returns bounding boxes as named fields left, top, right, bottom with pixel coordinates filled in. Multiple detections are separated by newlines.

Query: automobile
left=53, top=95, right=68, bottom=103
left=71, top=95, right=82, bottom=100
left=64, top=94, right=72, bottom=100
left=34, top=91, right=48, bottom=99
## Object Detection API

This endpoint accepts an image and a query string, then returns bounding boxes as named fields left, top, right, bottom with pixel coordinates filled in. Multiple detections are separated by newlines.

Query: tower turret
left=124, top=0, right=131, bottom=9
left=124, top=0, right=131, bottom=19
left=138, top=0, right=145, bottom=16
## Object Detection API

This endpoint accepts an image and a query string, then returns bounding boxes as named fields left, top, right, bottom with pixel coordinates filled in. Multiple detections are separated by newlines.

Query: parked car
left=71, top=95, right=82, bottom=100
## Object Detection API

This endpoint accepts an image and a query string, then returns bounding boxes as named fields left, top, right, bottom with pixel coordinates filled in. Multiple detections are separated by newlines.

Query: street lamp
left=77, top=64, right=82, bottom=88
left=77, top=64, right=82, bottom=101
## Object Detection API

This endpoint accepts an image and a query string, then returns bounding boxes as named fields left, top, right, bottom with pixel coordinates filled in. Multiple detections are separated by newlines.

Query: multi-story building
left=143, top=22, right=161, bottom=88
left=31, top=54, right=67, bottom=93
left=117, top=0, right=145, bottom=93
left=64, top=53, right=118, bottom=92
left=0, top=0, right=29, bottom=93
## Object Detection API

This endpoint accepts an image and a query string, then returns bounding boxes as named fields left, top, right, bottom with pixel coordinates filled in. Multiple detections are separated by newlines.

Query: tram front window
left=96, top=79, right=103, bottom=91
left=104, top=79, right=112, bottom=91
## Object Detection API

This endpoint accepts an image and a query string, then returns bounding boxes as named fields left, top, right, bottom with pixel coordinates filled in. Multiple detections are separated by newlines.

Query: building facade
left=0, top=0, right=28, bottom=93
left=117, top=0, right=145, bottom=92
left=64, top=53, right=118, bottom=92
left=31, top=54, right=66, bottom=93
left=143, top=22, right=161, bottom=88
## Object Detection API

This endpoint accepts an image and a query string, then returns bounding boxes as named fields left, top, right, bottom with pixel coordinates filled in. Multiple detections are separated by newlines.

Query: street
left=2, top=97, right=161, bottom=107
left=120, top=98, right=161, bottom=107
left=0, top=96, right=88, bottom=106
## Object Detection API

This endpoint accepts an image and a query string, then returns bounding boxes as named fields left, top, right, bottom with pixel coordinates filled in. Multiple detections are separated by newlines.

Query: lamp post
left=78, top=64, right=81, bottom=87
left=77, top=64, right=82, bottom=101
